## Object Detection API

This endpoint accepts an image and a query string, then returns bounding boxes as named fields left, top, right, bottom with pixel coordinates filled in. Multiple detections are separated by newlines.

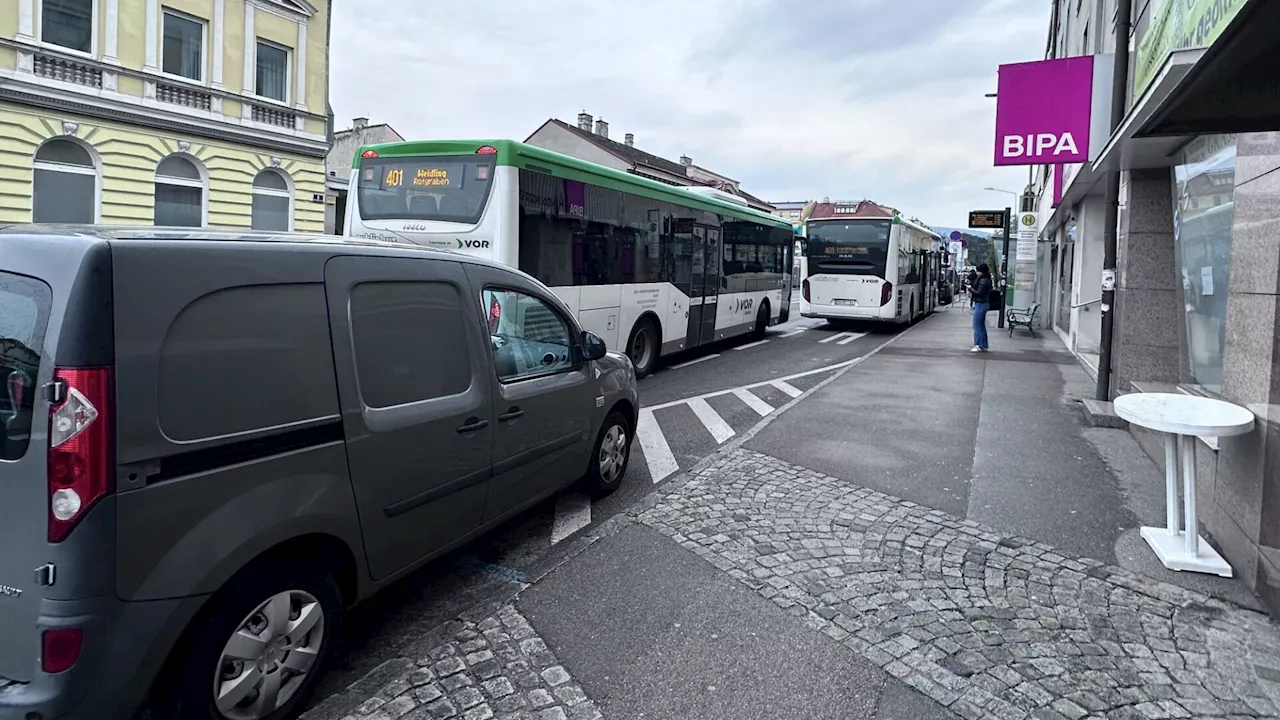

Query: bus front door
left=686, top=225, right=722, bottom=347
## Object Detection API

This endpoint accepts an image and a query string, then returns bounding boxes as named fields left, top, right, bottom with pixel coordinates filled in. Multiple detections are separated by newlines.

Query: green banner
left=1133, top=0, right=1244, bottom=102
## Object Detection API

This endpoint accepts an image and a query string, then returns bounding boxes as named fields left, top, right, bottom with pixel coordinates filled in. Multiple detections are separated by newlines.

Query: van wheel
left=626, top=318, right=659, bottom=378
left=751, top=303, right=770, bottom=340
left=155, top=560, right=342, bottom=720
left=586, top=410, right=631, bottom=496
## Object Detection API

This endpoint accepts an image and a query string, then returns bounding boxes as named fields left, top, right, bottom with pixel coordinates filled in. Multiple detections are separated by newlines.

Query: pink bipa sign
left=993, top=56, right=1096, bottom=167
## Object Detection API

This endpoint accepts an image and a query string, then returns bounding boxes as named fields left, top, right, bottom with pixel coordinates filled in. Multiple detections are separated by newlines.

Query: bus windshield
left=805, top=220, right=891, bottom=276
left=357, top=154, right=496, bottom=225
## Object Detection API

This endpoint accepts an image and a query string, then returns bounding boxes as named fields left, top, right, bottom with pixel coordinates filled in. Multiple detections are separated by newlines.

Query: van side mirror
left=582, top=331, right=607, bottom=361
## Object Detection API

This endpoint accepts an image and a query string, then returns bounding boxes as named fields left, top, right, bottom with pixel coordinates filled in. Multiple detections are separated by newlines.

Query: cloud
left=329, top=0, right=1048, bottom=226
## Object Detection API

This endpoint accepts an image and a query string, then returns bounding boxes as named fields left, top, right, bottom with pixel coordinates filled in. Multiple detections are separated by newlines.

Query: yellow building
left=0, top=0, right=331, bottom=231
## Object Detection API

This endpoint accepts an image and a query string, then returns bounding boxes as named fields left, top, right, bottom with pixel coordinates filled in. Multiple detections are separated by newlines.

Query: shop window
left=1171, top=134, right=1237, bottom=393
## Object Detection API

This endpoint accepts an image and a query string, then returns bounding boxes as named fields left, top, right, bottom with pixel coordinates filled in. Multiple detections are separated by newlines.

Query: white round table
left=1114, top=392, right=1255, bottom=577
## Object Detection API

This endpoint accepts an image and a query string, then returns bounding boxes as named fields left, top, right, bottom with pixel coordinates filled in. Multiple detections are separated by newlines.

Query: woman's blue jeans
left=972, top=302, right=990, bottom=349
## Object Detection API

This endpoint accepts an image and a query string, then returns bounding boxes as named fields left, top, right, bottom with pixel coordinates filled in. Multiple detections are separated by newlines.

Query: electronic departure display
left=968, top=210, right=1006, bottom=229
left=380, top=166, right=456, bottom=189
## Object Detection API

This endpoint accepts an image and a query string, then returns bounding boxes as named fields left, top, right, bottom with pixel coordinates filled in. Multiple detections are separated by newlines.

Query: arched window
left=251, top=169, right=292, bottom=231
left=154, top=155, right=205, bottom=227
left=32, top=138, right=98, bottom=223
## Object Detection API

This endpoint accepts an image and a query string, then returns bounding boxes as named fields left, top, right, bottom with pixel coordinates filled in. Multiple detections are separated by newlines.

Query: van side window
left=482, top=289, right=573, bottom=382
left=350, top=281, right=471, bottom=407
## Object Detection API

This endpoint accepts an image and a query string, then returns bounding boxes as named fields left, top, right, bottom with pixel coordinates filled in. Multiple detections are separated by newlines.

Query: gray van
left=0, top=227, right=638, bottom=720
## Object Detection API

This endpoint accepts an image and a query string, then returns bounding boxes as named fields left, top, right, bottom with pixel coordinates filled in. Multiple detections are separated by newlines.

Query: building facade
left=1035, top=0, right=1280, bottom=614
left=0, top=0, right=331, bottom=232
left=526, top=113, right=775, bottom=213
left=324, top=115, right=402, bottom=234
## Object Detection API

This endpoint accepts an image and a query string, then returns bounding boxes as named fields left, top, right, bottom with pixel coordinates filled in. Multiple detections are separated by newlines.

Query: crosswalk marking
left=688, top=398, right=735, bottom=443
left=838, top=332, right=867, bottom=345
left=670, top=354, right=720, bottom=369
left=735, top=339, right=770, bottom=351
left=550, top=493, right=591, bottom=544
left=772, top=380, right=804, bottom=398
left=733, top=387, right=774, bottom=417
left=820, top=331, right=858, bottom=344
left=637, top=409, right=679, bottom=483
left=780, top=327, right=809, bottom=338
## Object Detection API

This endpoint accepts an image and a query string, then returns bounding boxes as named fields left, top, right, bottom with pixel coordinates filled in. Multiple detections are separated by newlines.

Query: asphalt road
left=309, top=303, right=908, bottom=708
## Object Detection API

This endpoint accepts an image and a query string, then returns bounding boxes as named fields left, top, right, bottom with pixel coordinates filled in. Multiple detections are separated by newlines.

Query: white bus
left=800, top=213, right=943, bottom=325
left=343, top=139, right=794, bottom=376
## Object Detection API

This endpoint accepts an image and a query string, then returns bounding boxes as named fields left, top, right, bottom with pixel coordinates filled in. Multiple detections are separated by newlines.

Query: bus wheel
left=751, top=302, right=770, bottom=340
left=627, top=318, right=659, bottom=378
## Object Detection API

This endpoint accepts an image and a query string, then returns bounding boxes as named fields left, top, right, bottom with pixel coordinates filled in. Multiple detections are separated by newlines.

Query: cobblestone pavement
left=639, top=449, right=1280, bottom=720
left=319, top=605, right=602, bottom=720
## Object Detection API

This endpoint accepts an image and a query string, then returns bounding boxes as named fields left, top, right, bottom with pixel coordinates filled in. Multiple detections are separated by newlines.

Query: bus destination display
left=381, top=165, right=456, bottom=189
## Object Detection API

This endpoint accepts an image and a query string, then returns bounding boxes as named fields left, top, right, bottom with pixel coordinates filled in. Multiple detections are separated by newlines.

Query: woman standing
left=970, top=264, right=992, bottom=352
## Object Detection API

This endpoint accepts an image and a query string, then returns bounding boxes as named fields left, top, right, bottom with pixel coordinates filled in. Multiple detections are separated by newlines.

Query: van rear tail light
left=42, top=628, right=84, bottom=674
left=48, top=368, right=113, bottom=544
left=880, top=281, right=894, bottom=307
left=801, top=279, right=810, bottom=302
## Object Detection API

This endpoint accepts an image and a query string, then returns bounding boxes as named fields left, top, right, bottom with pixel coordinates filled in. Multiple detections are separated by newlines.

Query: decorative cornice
left=0, top=87, right=328, bottom=158
left=248, top=0, right=315, bottom=23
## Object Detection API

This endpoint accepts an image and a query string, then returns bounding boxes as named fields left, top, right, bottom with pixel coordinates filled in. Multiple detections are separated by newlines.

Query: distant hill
left=933, top=226, right=991, bottom=240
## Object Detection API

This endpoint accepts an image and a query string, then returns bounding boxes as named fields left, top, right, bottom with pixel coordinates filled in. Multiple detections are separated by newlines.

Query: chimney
left=353, top=117, right=368, bottom=130
left=679, top=155, right=692, bottom=166
left=595, top=118, right=609, bottom=139
left=577, top=112, right=593, bottom=131
left=624, top=133, right=634, bottom=147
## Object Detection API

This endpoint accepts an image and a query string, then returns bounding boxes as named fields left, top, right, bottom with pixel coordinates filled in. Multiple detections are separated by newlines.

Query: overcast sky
left=330, top=0, right=1048, bottom=228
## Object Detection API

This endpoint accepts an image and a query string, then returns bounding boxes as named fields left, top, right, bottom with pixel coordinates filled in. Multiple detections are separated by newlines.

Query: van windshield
left=0, top=271, right=52, bottom=460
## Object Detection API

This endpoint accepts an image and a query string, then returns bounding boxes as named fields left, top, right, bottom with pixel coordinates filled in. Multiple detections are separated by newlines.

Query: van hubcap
left=598, top=424, right=628, bottom=483
left=214, top=590, right=324, bottom=720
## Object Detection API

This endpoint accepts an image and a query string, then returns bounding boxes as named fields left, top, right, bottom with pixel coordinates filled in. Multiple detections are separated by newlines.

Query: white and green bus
left=800, top=214, right=943, bottom=325
left=343, top=139, right=794, bottom=376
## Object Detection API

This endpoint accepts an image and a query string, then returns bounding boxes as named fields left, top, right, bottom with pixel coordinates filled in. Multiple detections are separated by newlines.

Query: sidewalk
left=306, top=308, right=1280, bottom=720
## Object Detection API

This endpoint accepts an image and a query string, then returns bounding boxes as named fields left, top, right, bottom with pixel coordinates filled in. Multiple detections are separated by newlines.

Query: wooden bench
left=1007, top=302, right=1040, bottom=337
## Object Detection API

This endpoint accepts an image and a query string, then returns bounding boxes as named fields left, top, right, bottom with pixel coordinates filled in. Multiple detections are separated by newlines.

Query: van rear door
left=0, top=267, right=54, bottom=682
left=0, top=235, right=113, bottom=683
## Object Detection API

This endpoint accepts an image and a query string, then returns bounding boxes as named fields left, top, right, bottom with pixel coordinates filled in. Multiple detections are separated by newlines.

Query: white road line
left=550, top=493, right=592, bottom=545
left=837, top=332, right=867, bottom=345
left=735, top=339, right=770, bottom=351
left=688, top=398, right=735, bottom=444
left=733, top=387, right=775, bottom=417
left=772, top=380, right=804, bottom=398
left=669, top=354, right=719, bottom=369
left=645, top=358, right=861, bottom=412
left=637, top=409, right=679, bottom=483
left=819, top=332, right=856, bottom=344
left=780, top=327, right=809, bottom=338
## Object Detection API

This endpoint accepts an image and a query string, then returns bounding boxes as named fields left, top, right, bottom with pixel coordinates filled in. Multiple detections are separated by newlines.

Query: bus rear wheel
left=751, top=302, right=770, bottom=340
left=627, top=318, right=660, bottom=378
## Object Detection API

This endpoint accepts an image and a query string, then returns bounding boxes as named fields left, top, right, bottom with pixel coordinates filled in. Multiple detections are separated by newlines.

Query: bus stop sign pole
left=998, top=206, right=1011, bottom=329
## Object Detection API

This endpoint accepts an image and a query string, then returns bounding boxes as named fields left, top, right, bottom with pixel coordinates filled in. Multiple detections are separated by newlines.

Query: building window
left=154, top=155, right=205, bottom=227
left=162, top=10, right=204, bottom=81
left=251, top=169, right=292, bottom=231
left=1171, top=134, right=1237, bottom=393
left=255, top=41, right=290, bottom=102
left=41, top=0, right=94, bottom=53
left=32, top=138, right=97, bottom=223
